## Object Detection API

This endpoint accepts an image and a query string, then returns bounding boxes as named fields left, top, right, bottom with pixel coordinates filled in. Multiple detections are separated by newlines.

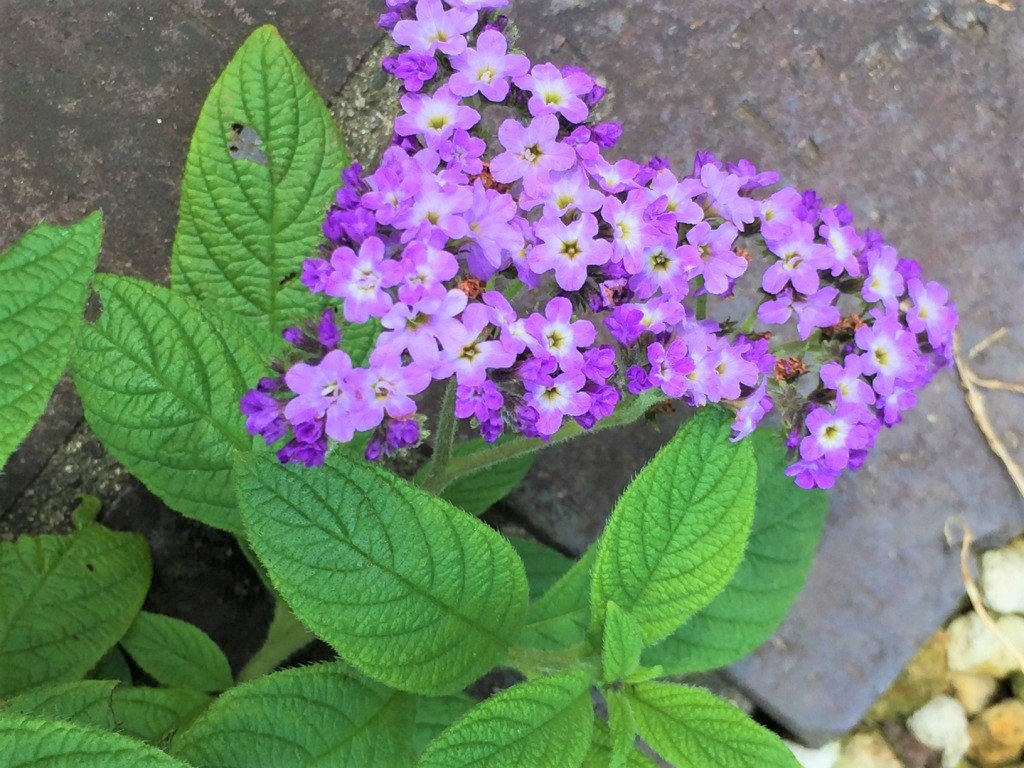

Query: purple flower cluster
left=241, top=0, right=958, bottom=489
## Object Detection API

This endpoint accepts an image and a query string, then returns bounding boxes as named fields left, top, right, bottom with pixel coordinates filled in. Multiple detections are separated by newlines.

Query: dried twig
left=945, top=518, right=1024, bottom=675
left=954, top=331, right=1024, bottom=499
left=982, top=0, right=1016, bottom=11
left=968, top=326, right=1009, bottom=360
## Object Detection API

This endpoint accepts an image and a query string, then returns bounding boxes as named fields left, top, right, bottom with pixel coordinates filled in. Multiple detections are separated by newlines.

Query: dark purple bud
left=592, top=122, right=622, bottom=148
left=484, top=14, right=510, bottom=32
left=584, top=83, right=607, bottom=107
left=365, top=438, right=384, bottom=462
left=282, top=327, right=306, bottom=347
left=626, top=366, right=652, bottom=395
left=378, top=11, right=401, bottom=30
left=257, top=376, right=282, bottom=393
left=293, top=419, right=324, bottom=444
left=301, top=257, right=331, bottom=293
left=318, top=309, right=341, bottom=349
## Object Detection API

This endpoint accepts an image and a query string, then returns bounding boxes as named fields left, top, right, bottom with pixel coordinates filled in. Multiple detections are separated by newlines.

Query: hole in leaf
left=227, top=123, right=267, bottom=165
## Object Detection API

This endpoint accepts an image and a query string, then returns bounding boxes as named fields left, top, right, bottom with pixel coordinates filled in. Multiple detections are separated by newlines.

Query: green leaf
left=0, top=213, right=101, bottom=468
left=519, top=548, right=596, bottom=651
left=602, top=603, right=643, bottom=684
left=3, top=681, right=209, bottom=745
left=171, top=25, right=347, bottom=352
left=416, top=671, right=595, bottom=768
left=72, top=276, right=265, bottom=533
left=90, top=647, right=133, bottom=685
left=0, top=522, right=150, bottom=697
left=171, top=663, right=415, bottom=767
left=627, top=683, right=799, bottom=768
left=606, top=691, right=637, bottom=768
left=590, top=409, right=757, bottom=645
left=441, top=440, right=535, bottom=516
left=413, top=693, right=476, bottom=756
left=645, top=429, right=828, bottom=674
left=120, top=612, right=232, bottom=693
left=0, top=712, right=193, bottom=767
left=238, top=453, right=528, bottom=695
left=508, top=536, right=573, bottom=600
left=582, top=719, right=657, bottom=768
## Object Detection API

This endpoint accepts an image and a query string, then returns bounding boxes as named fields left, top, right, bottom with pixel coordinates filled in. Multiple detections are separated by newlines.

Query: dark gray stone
left=2, top=0, right=1022, bottom=743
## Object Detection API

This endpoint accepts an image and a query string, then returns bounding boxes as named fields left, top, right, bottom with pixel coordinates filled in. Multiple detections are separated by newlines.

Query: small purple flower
left=524, top=296, right=597, bottom=370
left=647, top=340, right=696, bottom=399
left=349, top=349, right=431, bottom=431
left=699, top=164, right=760, bottom=227
left=392, top=0, right=477, bottom=55
left=820, top=355, right=876, bottom=406
left=678, top=221, right=745, bottom=296
left=819, top=207, right=864, bottom=277
left=240, top=390, right=288, bottom=444
left=799, top=403, right=874, bottom=472
left=906, top=278, right=958, bottom=349
left=489, top=115, right=576, bottom=194
left=861, top=245, right=905, bottom=308
left=855, top=312, right=921, bottom=395
left=515, top=62, right=594, bottom=124
left=528, top=213, right=613, bottom=291
left=379, top=288, right=469, bottom=367
left=792, top=287, right=841, bottom=340
left=382, top=51, right=439, bottom=92
left=455, top=379, right=504, bottom=421
left=435, top=130, right=486, bottom=176
left=731, top=381, right=774, bottom=441
left=325, top=237, right=396, bottom=323
left=762, top=222, right=829, bottom=296
left=394, top=86, right=481, bottom=146
left=449, top=29, right=530, bottom=102
left=283, top=350, right=357, bottom=443
left=524, top=370, right=591, bottom=437
left=436, top=303, right=516, bottom=385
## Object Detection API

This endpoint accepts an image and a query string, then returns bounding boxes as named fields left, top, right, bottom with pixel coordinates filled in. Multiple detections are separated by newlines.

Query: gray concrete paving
left=2, top=0, right=1022, bottom=744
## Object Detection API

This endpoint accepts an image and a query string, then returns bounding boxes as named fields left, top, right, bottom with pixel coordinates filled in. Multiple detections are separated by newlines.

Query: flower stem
left=429, top=389, right=664, bottom=494
left=418, top=380, right=459, bottom=494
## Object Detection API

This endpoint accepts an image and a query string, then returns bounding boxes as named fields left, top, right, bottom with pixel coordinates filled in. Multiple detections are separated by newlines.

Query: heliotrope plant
left=0, top=1, right=955, bottom=766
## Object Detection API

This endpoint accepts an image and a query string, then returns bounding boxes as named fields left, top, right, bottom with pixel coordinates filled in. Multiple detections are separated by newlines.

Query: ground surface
left=1, top=0, right=1022, bottom=745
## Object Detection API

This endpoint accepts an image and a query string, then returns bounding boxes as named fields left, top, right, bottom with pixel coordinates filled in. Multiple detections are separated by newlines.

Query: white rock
left=907, top=695, right=970, bottom=768
left=983, top=539, right=1024, bottom=614
left=947, top=611, right=1024, bottom=678
left=787, top=741, right=840, bottom=768
left=951, top=671, right=999, bottom=715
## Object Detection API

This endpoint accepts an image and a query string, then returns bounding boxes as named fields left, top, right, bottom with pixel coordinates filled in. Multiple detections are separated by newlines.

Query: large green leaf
left=590, top=409, right=757, bottom=645
left=238, top=454, right=528, bottom=695
left=0, top=521, right=150, bottom=697
left=601, top=603, right=643, bottom=684
left=171, top=25, right=347, bottom=352
left=441, top=441, right=535, bottom=517
left=3, top=681, right=209, bottom=745
left=0, top=712, right=192, bottom=767
left=0, top=213, right=101, bottom=467
left=171, top=663, right=415, bottom=767
left=416, top=671, right=595, bottom=768
left=645, top=429, right=827, bottom=674
left=508, top=536, right=573, bottom=600
left=519, top=547, right=596, bottom=651
left=120, top=611, right=233, bottom=693
left=627, top=683, right=799, bottom=768
left=73, top=276, right=265, bottom=533
left=413, top=693, right=476, bottom=756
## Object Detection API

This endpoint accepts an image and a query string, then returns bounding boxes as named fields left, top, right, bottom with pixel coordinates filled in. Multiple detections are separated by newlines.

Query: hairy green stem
left=431, top=389, right=664, bottom=494
left=418, top=380, right=458, bottom=494
left=506, top=645, right=597, bottom=680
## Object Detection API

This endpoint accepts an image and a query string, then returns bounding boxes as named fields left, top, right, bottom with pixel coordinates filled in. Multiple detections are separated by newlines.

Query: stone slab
left=1, top=0, right=1022, bottom=743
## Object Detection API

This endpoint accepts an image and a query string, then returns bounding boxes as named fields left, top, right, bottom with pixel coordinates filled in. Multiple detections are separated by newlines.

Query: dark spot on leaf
left=227, top=124, right=268, bottom=165
left=85, top=562, right=95, bottom=572
left=279, top=271, right=297, bottom=287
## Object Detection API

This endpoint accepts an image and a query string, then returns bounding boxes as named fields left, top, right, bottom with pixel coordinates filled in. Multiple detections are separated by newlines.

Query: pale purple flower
left=379, top=289, right=469, bottom=366
left=524, top=296, right=597, bottom=369
left=522, top=168, right=605, bottom=217
left=395, top=234, right=459, bottom=304
left=731, top=381, right=774, bottom=441
left=792, top=287, right=840, bottom=340
left=528, top=213, right=613, bottom=291
left=524, top=371, right=591, bottom=437
left=325, top=237, right=396, bottom=323
left=647, top=340, right=696, bottom=399
left=515, top=62, right=594, bottom=124
left=818, top=207, right=864, bottom=277
left=762, top=222, right=828, bottom=296
left=461, top=183, right=521, bottom=274
left=382, top=51, right=438, bottom=92
left=855, top=312, right=921, bottom=395
left=861, top=245, right=905, bottom=308
left=348, top=349, right=431, bottom=431
left=800, top=403, right=874, bottom=472
left=394, top=86, right=481, bottom=146
left=906, top=279, right=957, bottom=348
left=602, top=191, right=651, bottom=271
left=649, top=169, right=704, bottom=225
left=392, top=0, right=477, bottom=55
left=820, top=355, right=876, bottom=406
left=678, top=221, right=745, bottom=296
left=435, top=303, right=516, bottom=384
left=482, top=290, right=530, bottom=355
left=449, top=29, right=529, bottom=101
left=700, top=163, right=760, bottom=227
left=394, top=172, right=473, bottom=241
left=435, top=130, right=486, bottom=176
left=489, top=115, right=576, bottom=194
left=630, top=242, right=690, bottom=300
left=283, top=350, right=357, bottom=443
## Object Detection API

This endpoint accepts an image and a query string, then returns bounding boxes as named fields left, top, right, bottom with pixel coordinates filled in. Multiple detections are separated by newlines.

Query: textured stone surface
left=2, top=0, right=1023, bottom=743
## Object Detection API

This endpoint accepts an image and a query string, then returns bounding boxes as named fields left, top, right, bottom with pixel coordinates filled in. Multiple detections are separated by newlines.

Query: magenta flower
left=392, top=0, right=477, bottom=55
left=489, top=115, right=576, bottom=194
left=394, top=86, right=481, bottom=146
left=449, top=29, right=529, bottom=101
left=382, top=51, right=438, bottom=92
left=678, top=221, right=745, bottom=296
left=515, top=62, right=594, bottom=124
left=528, top=213, right=613, bottom=291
